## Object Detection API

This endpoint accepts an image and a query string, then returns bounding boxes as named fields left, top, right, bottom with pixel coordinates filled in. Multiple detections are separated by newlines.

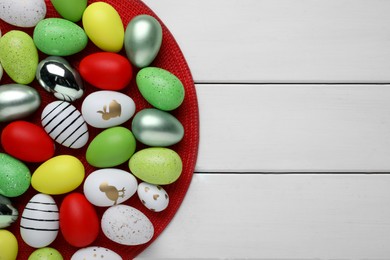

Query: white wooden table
left=137, top=1, right=390, bottom=258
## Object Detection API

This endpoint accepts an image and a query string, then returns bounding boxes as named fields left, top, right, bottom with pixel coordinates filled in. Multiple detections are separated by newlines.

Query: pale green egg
left=136, top=67, right=185, bottom=111
left=28, top=247, right=63, bottom=260
left=129, top=147, right=182, bottom=185
left=0, top=30, right=38, bottom=84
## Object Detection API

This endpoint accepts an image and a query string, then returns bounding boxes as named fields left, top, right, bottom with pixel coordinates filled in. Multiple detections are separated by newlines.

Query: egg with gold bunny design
left=81, top=90, right=135, bottom=128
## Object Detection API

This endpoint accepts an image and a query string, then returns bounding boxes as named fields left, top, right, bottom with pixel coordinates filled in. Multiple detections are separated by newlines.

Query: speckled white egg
left=101, top=205, right=154, bottom=245
left=71, top=246, right=122, bottom=260
left=83, top=168, right=138, bottom=207
left=138, top=182, right=169, bottom=212
left=81, top=90, right=136, bottom=128
left=20, top=193, right=59, bottom=248
left=0, top=0, right=46, bottom=27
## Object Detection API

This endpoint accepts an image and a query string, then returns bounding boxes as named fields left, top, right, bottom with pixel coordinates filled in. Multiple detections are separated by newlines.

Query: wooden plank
left=142, top=0, right=390, bottom=83
left=137, top=174, right=390, bottom=259
left=195, top=84, right=390, bottom=172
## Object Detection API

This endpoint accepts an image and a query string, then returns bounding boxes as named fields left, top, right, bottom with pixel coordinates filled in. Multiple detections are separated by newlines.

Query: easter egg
left=125, top=15, right=162, bottom=68
left=41, top=101, right=89, bottom=149
left=0, top=64, right=3, bottom=81
left=1, top=121, right=55, bottom=162
left=50, top=0, right=87, bottom=22
left=31, top=155, right=85, bottom=195
left=101, top=205, right=154, bottom=245
left=79, top=52, right=133, bottom=90
left=71, top=246, right=122, bottom=260
left=138, top=182, right=169, bottom=212
left=0, top=0, right=46, bottom=27
left=86, top=127, right=136, bottom=168
left=0, top=195, right=18, bottom=228
left=60, top=193, right=99, bottom=247
left=36, top=56, right=84, bottom=101
left=82, top=2, right=124, bottom=52
left=0, top=153, right=31, bottom=197
left=0, top=230, right=18, bottom=260
left=129, top=147, right=183, bottom=185
left=0, top=30, right=38, bottom=84
left=136, top=67, right=185, bottom=111
left=33, top=18, right=88, bottom=56
left=83, top=168, right=137, bottom=207
left=20, top=194, right=59, bottom=248
left=0, top=84, right=41, bottom=122
left=29, top=247, right=63, bottom=260
left=81, top=91, right=135, bottom=128
left=132, top=108, right=184, bottom=146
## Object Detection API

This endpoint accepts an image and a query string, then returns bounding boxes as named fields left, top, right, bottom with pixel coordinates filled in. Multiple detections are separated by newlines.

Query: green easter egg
left=0, top=30, right=38, bottom=84
left=0, top=153, right=31, bottom=197
left=136, top=67, right=185, bottom=111
left=86, top=127, right=136, bottom=168
left=129, top=147, right=182, bottom=185
left=33, top=18, right=88, bottom=56
left=50, top=0, right=87, bottom=22
left=28, top=247, right=63, bottom=260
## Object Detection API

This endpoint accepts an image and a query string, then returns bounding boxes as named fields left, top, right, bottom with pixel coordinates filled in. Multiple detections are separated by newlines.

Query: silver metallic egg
left=36, top=56, right=84, bottom=101
left=125, top=15, right=163, bottom=68
left=132, top=108, right=184, bottom=146
left=0, top=195, right=18, bottom=228
left=0, top=84, right=41, bottom=122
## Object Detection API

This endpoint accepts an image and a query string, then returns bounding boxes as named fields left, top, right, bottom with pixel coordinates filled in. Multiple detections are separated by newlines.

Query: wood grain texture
left=137, top=0, right=390, bottom=259
left=196, top=84, right=390, bottom=172
left=143, top=0, right=390, bottom=83
left=138, top=174, right=390, bottom=259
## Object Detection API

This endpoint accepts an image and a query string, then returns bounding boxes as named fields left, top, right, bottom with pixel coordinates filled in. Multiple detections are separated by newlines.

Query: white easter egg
left=41, top=101, right=89, bottom=149
left=81, top=90, right=135, bottom=128
left=101, top=205, right=154, bottom=245
left=20, top=193, right=59, bottom=248
left=71, top=246, right=122, bottom=260
left=83, top=168, right=138, bottom=207
left=0, top=0, right=46, bottom=27
left=138, top=182, right=169, bottom=212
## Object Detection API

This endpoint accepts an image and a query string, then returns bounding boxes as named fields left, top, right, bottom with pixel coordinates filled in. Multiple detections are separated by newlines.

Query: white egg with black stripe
left=41, top=101, right=89, bottom=149
left=20, top=193, right=59, bottom=248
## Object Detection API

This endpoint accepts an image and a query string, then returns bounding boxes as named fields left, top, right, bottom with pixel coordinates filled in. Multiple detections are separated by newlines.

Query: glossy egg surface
left=79, top=52, right=133, bottom=90
left=59, top=193, right=99, bottom=248
left=1, top=121, right=55, bottom=162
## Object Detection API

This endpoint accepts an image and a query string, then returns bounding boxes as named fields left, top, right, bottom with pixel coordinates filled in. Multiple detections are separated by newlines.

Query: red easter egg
left=59, top=193, right=100, bottom=247
left=1, top=121, right=55, bottom=162
left=79, top=52, right=133, bottom=90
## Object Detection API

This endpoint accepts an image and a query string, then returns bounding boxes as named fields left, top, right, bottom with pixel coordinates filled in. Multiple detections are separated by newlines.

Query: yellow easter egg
left=0, top=230, right=18, bottom=260
left=82, top=2, right=124, bottom=52
left=31, top=155, right=85, bottom=195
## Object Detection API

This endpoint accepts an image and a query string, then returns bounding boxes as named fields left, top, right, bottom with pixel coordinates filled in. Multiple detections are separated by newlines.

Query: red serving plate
left=0, top=0, right=199, bottom=258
